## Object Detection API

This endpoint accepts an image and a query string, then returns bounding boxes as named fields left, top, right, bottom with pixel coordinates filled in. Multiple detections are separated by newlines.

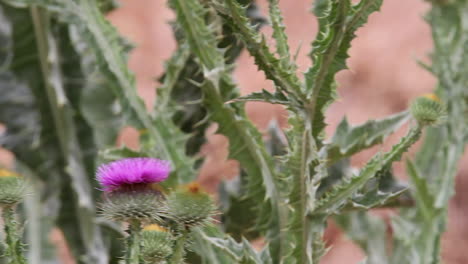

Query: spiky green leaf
left=326, top=111, right=410, bottom=163
left=315, top=127, right=422, bottom=214
left=267, top=0, right=292, bottom=69
left=198, top=227, right=272, bottom=264
left=232, top=89, right=291, bottom=106
left=335, top=212, right=388, bottom=264
left=305, top=0, right=383, bottom=140
left=210, top=0, right=304, bottom=102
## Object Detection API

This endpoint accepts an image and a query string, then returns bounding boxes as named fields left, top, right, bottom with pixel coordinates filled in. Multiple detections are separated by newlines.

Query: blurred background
left=1, top=0, right=467, bottom=263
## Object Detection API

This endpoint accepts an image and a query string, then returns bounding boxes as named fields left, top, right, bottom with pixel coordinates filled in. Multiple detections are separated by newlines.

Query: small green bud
left=0, top=169, right=27, bottom=207
left=410, top=94, right=446, bottom=126
left=100, top=190, right=167, bottom=224
left=141, top=224, right=174, bottom=263
left=166, top=183, right=216, bottom=228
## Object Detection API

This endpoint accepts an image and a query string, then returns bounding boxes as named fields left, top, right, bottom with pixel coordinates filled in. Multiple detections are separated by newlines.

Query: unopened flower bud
left=141, top=224, right=174, bottom=263
left=0, top=169, right=27, bottom=207
left=410, top=94, right=446, bottom=126
left=166, top=183, right=216, bottom=228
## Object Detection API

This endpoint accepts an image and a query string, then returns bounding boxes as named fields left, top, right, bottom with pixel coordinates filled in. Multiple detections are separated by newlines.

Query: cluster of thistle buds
left=97, top=157, right=216, bottom=263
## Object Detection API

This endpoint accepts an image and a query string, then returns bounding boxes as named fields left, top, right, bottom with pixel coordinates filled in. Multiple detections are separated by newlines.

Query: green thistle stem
left=2, top=207, right=27, bottom=264
left=125, top=221, right=142, bottom=264
left=170, top=229, right=189, bottom=264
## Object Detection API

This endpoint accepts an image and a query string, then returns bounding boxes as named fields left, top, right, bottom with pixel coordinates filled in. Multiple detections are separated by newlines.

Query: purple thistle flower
left=97, top=158, right=171, bottom=190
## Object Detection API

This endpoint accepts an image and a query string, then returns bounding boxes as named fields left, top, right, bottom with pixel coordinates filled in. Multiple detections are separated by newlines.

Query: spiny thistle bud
left=100, top=189, right=167, bottom=224
left=166, top=183, right=216, bottom=229
left=0, top=169, right=27, bottom=207
left=410, top=94, right=446, bottom=126
left=97, top=158, right=171, bottom=224
left=141, top=224, right=174, bottom=263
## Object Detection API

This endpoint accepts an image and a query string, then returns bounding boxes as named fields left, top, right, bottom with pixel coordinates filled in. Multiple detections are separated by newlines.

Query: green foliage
left=325, top=111, right=410, bottom=163
left=10, top=0, right=196, bottom=185
left=335, top=212, right=388, bottom=264
left=282, top=116, right=321, bottom=264
left=0, top=0, right=466, bottom=263
left=315, top=127, right=422, bottom=214
left=281, top=1, right=385, bottom=263
left=337, top=1, right=467, bottom=264
left=211, top=0, right=304, bottom=103
left=306, top=0, right=383, bottom=140
left=233, top=89, right=291, bottom=106
left=169, top=0, right=287, bottom=261
left=0, top=3, right=121, bottom=263
left=199, top=228, right=272, bottom=264
left=389, top=2, right=468, bottom=263
left=267, top=0, right=292, bottom=69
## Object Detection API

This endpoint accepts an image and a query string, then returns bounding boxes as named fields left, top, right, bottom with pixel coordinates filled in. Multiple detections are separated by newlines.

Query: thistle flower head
left=0, top=169, right=27, bottom=207
left=410, top=94, right=446, bottom=126
left=96, top=158, right=171, bottom=191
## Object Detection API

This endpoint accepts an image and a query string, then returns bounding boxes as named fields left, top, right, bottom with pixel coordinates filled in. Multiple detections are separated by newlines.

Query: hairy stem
left=170, top=230, right=189, bottom=264
left=2, top=207, right=27, bottom=264
left=125, top=221, right=141, bottom=264
left=299, top=127, right=311, bottom=263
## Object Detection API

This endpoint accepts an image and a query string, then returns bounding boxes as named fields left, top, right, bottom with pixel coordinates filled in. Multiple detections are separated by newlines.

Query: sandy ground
left=1, top=0, right=467, bottom=263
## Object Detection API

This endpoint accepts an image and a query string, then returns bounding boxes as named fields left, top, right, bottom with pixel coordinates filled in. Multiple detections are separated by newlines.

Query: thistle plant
left=97, top=158, right=171, bottom=264
left=0, top=0, right=466, bottom=264
left=96, top=158, right=216, bottom=264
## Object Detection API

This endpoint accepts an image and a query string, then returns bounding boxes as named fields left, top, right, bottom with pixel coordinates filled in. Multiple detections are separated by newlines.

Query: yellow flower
left=186, top=182, right=201, bottom=194
left=0, top=169, right=19, bottom=178
left=423, top=93, right=441, bottom=102
left=143, top=224, right=168, bottom=233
